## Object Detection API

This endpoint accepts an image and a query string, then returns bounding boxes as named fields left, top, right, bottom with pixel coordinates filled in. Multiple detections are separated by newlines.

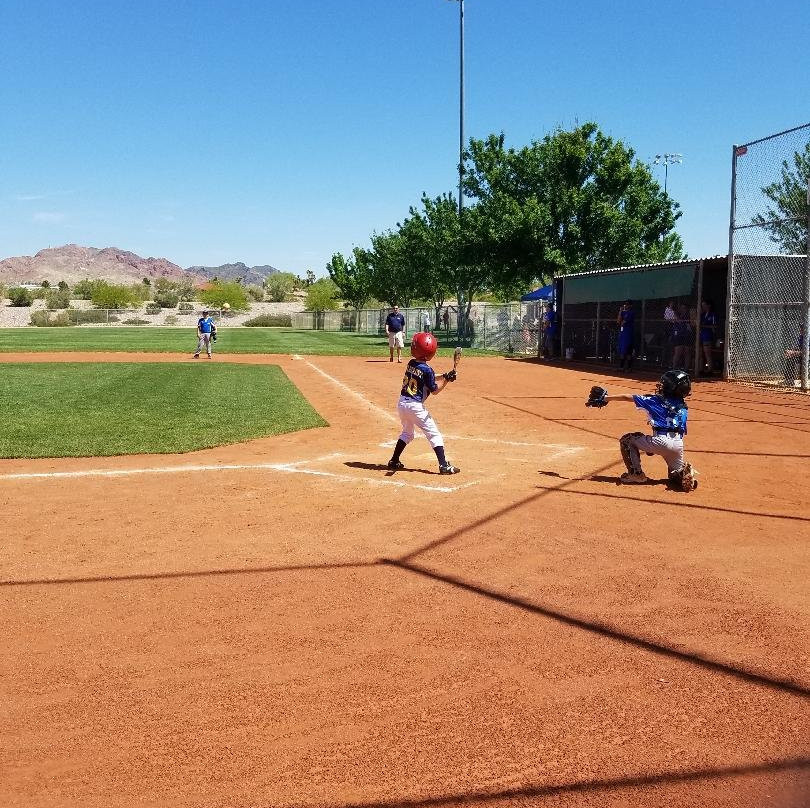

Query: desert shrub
left=145, top=303, right=162, bottom=315
left=243, top=314, right=292, bottom=327
left=246, top=285, right=265, bottom=302
left=122, top=318, right=150, bottom=325
left=31, top=287, right=48, bottom=299
left=45, top=288, right=71, bottom=309
left=57, top=280, right=70, bottom=291
left=30, top=310, right=72, bottom=326
left=178, top=301, right=194, bottom=313
left=164, top=315, right=178, bottom=325
left=8, top=287, right=34, bottom=306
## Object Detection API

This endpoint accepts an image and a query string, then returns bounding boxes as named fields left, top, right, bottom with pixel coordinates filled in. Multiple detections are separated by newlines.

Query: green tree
left=264, top=271, right=299, bottom=302
left=73, top=278, right=103, bottom=299
left=398, top=194, right=462, bottom=329
left=90, top=282, right=138, bottom=309
left=198, top=281, right=250, bottom=311
left=57, top=280, right=69, bottom=291
left=327, top=248, right=374, bottom=312
left=463, top=124, right=684, bottom=291
left=40, top=279, right=51, bottom=288
left=367, top=230, right=420, bottom=307
left=751, top=142, right=810, bottom=254
left=305, top=278, right=340, bottom=311
left=152, top=278, right=180, bottom=308
left=45, top=288, right=71, bottom=309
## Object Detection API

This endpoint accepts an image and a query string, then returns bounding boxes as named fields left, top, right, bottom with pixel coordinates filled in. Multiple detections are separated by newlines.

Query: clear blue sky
left=1, top=0, right=807, bottom=276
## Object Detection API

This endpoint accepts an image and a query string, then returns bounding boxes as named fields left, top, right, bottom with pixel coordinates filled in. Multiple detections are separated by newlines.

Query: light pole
left=653, top=153, right=683, bottom=195
left=447, top=0, right=465, bottom=337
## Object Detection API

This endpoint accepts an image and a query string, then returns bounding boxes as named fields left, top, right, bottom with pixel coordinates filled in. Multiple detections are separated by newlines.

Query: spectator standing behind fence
left=671, top=303, right=693, bottom=370
left=616, top=300, right=636, bottom=370
left=422, top=309, right=432, bottom=333
left=385, top=305, right=406, bottom=363
left=699, top=299, right=718, bottom=376
left=193, top=309, right=216, bottom=359
left=442, top=307, right=450, bottom=331
left=541, top=302, right=558, bottom=358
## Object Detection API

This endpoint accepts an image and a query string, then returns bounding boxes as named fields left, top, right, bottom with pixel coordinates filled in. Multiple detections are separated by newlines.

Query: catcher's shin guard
left=619, top=432, right=645, bottom=474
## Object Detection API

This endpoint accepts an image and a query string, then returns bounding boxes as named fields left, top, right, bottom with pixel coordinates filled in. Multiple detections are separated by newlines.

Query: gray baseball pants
left=620, top=432, right=684, bottom=475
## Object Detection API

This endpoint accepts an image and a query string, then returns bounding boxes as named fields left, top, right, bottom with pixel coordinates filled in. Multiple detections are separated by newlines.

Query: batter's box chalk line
left=0, top=453, right=485, bottom=494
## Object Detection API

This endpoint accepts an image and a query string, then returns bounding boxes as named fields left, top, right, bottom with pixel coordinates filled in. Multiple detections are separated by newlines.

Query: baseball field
left=2, top=336, right=809, bottom=807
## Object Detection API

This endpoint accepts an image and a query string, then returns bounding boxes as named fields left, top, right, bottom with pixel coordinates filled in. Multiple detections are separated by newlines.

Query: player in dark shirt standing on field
left=385, top=305, right=406, bottom=363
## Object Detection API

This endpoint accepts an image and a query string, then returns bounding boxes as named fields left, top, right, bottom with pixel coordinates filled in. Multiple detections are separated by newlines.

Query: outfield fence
left=728, top=122, right=810, bottom=389
left=291, top=302, right=548, bottom=354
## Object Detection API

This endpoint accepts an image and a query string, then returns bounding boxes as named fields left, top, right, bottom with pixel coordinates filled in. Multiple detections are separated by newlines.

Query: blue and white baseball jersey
left=400, top=359, right=439, bottom=403
left=198, top=316, right=215, bottom=333
left=632, top=394, right=688, bottom=434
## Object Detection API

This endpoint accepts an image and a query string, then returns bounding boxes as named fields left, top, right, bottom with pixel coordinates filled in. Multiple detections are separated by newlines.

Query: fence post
left=106, top=308, right=109, bottom=325
left=802, top=182, right=810, bottom=391
left=694, top=258, right=705, bottom=374
left=724, top=145, right=739, bottom=380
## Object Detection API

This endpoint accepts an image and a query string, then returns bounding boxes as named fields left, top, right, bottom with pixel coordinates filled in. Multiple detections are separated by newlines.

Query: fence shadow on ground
left=312, top=757, right=810, bottom=808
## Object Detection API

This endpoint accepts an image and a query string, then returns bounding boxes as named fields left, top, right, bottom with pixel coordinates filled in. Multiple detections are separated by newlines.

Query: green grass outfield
left=0, top=327, right=496, bottom=356
left=0, top=363, right=327, bottom=458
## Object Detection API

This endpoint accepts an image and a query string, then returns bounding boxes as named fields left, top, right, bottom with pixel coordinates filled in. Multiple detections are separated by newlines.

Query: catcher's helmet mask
left=658, top=369, right=691, bottom=399
left=411, top=331, right=438, bottom=361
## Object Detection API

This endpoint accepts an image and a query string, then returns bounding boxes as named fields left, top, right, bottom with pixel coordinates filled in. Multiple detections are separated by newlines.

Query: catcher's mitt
left=585, top=385, right=608, bottom=408
left=443, top=369, right=457, bottom=382
left=669, top=462, right=699, bottom=492
left=211, top=331, right=217, bottom=342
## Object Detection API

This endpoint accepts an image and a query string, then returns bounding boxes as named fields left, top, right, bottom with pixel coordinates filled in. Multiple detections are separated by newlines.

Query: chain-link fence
left=292, top=302, right=546, bottom=353
left=728, top=122, right=810, bottom=389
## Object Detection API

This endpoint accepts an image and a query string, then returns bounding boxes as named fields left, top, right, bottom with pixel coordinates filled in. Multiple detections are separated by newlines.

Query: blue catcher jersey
left=632, top=394, right=688, bottom=434
left=400, top=359, right=439, bottom=403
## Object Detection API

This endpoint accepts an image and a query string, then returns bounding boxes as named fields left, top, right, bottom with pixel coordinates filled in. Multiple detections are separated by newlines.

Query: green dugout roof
left=561, top=256, right=726, bottom=304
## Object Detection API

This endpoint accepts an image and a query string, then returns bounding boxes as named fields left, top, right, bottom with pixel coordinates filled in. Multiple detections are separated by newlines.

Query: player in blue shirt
left=541, top=302, right=557, bottom=359
left=193, top=310, right=217, bottom=359
left=616, top=300, right=636, bottom=370
left=597, top=369, right=698, bottom=491
left=385, top=305, right=406, bottom=363
left=699, top=299, right=719, bottom=376
left=387, top=332, right=460, bottom=475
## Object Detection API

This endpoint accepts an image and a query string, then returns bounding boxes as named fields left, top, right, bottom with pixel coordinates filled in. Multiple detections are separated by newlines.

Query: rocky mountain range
left=187, top=262, right=280, bottom=286
left=0, top=245, right=280, bottom=287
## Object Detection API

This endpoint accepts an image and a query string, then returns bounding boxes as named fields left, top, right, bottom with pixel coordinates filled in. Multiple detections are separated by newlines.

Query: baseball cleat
left=387, top=460, right=405, bottom=471
left=619, top=471, right=648, bottom=484
left=439, top=464, right=460, bottom=475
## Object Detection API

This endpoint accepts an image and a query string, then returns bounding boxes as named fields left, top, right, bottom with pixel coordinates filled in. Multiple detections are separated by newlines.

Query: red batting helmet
left=411, top=331, right=438, bottom=361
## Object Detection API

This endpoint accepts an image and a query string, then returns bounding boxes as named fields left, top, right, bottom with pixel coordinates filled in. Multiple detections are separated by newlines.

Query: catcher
left=387, top=332, right=460, bottom=475
left=586, top=369, right=698, bottom=491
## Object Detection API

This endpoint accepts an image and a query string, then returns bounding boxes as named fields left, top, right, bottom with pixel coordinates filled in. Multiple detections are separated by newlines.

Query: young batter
left=587, top=369, right=697, bottom=490
left=387, top=332, right=460, bottom=475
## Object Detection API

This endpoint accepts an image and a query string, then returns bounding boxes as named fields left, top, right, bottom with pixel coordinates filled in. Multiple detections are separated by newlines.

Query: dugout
left=556, top=256, right=729, bottom=374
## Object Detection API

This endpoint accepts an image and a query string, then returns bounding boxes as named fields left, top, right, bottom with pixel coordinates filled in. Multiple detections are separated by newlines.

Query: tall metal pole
left=802, top=182, right=810, bottom=391
left=724, top=146, right=739, bottom=380
left=458, top=0, right=464, bottom=219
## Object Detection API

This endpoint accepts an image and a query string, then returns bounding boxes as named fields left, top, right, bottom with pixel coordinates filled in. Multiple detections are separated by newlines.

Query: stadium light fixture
left=653, top=153, right=684, bottom=195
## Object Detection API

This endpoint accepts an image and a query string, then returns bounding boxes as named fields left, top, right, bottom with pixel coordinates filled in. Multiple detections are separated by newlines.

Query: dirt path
left=2, top=353, right=809, bottom=807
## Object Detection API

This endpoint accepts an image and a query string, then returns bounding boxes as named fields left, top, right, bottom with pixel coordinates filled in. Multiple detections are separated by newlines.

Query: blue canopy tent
left=520, top=284, right=553, bottom=302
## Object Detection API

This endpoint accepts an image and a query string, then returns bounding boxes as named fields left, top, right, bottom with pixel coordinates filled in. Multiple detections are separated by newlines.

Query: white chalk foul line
left=0, top=455, right=478, bottom=494
left=304, top=360, right=397, bottom=422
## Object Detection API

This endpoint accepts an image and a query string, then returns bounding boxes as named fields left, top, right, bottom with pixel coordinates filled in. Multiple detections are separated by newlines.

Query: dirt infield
left=3, top=352, right=809, bottom=807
